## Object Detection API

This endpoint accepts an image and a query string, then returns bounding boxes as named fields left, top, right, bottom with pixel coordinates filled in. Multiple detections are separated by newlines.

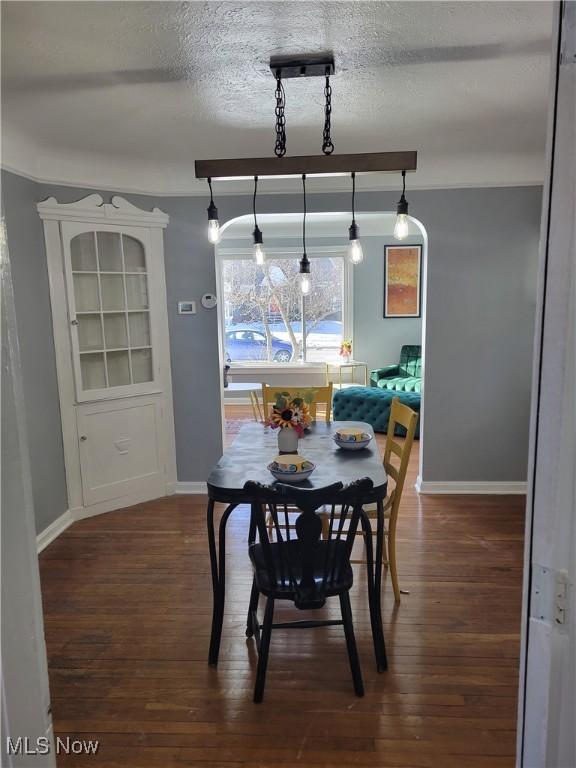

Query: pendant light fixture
left=394, top=170, right=410, bottom=241
left=206, top=177, right=220, bottom=244
left=298, top=174, right=311, bottom=296
left=252, top=176, right=266, bottom=265
left=347, top=172, right=364, bottom=265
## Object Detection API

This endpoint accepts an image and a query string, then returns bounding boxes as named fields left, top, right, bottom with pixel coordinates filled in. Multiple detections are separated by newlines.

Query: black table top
left=207, top=421, right=388, bottom=503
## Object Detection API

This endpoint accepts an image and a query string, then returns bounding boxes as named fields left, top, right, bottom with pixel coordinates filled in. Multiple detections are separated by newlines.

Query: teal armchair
left=370, top=345, right=422, bottom=393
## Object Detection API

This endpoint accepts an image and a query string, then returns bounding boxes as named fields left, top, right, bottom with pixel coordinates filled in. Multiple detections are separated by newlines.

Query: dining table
left=206, top=420, right=389, bottom=671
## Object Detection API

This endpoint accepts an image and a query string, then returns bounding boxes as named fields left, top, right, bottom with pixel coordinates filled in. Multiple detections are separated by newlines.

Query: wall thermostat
left=178, top=301, right=196, bottom=314
left=201, top=293, right=217, bottom=309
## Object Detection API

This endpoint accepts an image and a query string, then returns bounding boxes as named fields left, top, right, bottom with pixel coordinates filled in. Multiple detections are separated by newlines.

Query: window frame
left=216, top=245, right=353, bottom=370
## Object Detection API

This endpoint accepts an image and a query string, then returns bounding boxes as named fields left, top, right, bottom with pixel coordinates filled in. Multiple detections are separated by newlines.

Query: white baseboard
left=36, top=509, right=73, bottom=553
left=415, top=476, right=527, bottom=495
left=174, top=481, right=208, bottom=495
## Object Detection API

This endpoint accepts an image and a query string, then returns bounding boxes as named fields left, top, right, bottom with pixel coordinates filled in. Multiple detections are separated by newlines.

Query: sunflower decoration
left=266, top=391, right=313, bottom=437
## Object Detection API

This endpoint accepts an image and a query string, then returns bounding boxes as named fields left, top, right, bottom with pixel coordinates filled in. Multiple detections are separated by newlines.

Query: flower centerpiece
left=340, top=339, right=353, bottom=362
left=266, top=391, right=313, bottom=453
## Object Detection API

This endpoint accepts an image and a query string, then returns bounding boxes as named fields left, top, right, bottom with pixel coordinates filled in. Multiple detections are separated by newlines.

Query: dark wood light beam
left=195, top=151, right=417, bottom=180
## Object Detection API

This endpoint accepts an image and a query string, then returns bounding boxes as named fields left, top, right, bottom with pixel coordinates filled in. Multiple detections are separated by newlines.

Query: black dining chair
left=243, top=477, right=376, bottom=703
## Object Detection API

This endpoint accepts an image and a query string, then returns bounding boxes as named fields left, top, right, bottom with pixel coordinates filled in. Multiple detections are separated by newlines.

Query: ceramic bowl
left=270, top=454, right=309, bottom=472
left=268, top=458, right=316, bottom=483
left=333, top=431, right=373, bottom=451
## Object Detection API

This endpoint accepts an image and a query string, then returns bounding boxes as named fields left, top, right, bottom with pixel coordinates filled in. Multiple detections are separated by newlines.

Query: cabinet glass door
left=67, top=229, right=156, bottom=398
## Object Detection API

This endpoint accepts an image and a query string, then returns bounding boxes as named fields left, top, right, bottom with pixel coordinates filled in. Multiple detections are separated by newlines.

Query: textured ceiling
left=1, top=1, right=553, bottom=194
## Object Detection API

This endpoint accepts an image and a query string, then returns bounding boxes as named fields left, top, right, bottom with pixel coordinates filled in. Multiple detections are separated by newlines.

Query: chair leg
left=360, top=511, right=387, bottom=671
left=339, top=591, right=364, bottom=697
left=253, top=597, right=274, bottom=703
left=382, top=532, right=389, bottom=568
left=246, top=578, right=259, bottom=638
left=320, top=511, right=330, bottom=540
left=388, top=525, right=401, bottom=603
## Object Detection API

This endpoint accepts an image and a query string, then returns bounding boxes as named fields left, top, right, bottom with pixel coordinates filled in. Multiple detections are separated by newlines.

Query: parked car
left=225, top=328, right=292, bottom=362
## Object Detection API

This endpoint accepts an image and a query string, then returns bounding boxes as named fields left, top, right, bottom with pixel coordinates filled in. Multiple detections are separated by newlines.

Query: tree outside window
left=222, top=256, right=344, bottom=364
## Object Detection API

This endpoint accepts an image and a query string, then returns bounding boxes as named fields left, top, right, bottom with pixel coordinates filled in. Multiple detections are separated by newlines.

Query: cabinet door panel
left=77, top=398, right=164, bottom=506
left=63, top=223, right=158, bottom=401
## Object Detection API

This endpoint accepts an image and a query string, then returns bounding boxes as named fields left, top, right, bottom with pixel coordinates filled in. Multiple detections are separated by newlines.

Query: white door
left=2, top=208, right=55, bottom=766
left=39, top=195, right=176, bottom=518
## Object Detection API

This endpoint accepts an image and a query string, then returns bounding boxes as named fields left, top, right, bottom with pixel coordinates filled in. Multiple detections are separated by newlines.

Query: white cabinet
left=76, top=397, right=164, bottom=506
left=38, top=195, right=176, bottom=518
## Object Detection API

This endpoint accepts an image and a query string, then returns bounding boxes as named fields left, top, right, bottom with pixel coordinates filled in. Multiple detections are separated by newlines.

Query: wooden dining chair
left=248, top=389, right=263, bottom=422
left=353, top=397, right=419, bottom=603
left=261, top=384, right=333, bottom=423
left=244, top=477, right=376, bottom=702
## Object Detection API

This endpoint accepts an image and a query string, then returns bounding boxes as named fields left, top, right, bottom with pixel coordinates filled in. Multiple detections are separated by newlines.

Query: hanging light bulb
left=394, top=170, right=410, bottom=241
left=208, top=217, right=220, bottom=244
left=347, top=172, right=364, bottom=265
left=394, top=212, right=409, bottom=240
left=252, top=176, right=266, bottom=264
left=299, top=274, right=311, bottom=296
left=299, top=256, right=311, bottom=295
left=299, top=174, right=311, bottom=295
left=253, top=230, right=265, bottom=265
left=206, top=177, right=220, bottom=244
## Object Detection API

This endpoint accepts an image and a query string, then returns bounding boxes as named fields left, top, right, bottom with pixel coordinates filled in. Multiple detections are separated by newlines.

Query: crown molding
left=1, top=123, right=545, bottom=197
left=1, top=157, right=543, bottom=199
left=36, top=193, right=169, bottom=226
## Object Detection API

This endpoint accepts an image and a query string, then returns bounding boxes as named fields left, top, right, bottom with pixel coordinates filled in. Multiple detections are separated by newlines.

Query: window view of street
left=222, top=256, right=344, bottom=364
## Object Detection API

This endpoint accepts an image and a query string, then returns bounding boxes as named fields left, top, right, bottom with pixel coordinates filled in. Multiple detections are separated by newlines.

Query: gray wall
left=354, top=235, right=423, bottom=374
left=419, top=186, right=541, bottom=482
left=1, top=170, right=542, bottom=532
left=2, top=172, right=68, bottom=533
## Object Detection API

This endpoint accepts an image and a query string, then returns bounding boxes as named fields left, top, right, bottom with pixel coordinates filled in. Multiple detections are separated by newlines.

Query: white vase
left=277, top=427, right=299, bottom=454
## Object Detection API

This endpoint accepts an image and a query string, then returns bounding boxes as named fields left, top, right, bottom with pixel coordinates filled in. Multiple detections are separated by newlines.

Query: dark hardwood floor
left=39, top=405, right=526, bottom=767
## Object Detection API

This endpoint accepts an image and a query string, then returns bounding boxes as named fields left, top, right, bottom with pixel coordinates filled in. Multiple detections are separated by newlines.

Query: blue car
left=225, top=328, right=293, bottom=362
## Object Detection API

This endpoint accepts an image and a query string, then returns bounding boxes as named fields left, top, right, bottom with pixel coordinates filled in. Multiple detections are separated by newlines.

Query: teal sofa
left=370, top=345, right=422, bottom=393
left=333, top=386, right=420, bottom=437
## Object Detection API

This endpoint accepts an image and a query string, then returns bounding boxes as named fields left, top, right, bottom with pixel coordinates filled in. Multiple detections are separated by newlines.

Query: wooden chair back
left=261, top=384, right=333, bottom=423
left=383, top=397, right=419, bottom=523
left=245, top=478, right=373, bottom=610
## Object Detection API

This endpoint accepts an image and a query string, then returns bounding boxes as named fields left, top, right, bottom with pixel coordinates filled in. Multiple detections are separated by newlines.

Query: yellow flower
left=269, top=399, right=311, bottom=431
left=271, top=408, right=295, bottom=429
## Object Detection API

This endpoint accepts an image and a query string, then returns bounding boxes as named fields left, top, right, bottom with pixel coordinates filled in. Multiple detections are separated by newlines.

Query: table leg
left=374, top=499, right=388, bottom=670
left=207, top=499, right=220, bottom=666
left=207, top=500, right=237, bottom=667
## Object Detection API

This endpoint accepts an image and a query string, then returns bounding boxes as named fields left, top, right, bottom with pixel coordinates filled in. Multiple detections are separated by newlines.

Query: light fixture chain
left=302, top=173, right=307, bottom=253
left=322, top=71, right=334, bottom=155
left=274, top=72, right=287, bottom=158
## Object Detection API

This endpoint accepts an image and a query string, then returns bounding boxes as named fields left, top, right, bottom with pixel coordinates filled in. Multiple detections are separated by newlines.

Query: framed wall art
left=384, top=244, right=422, bottom=318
